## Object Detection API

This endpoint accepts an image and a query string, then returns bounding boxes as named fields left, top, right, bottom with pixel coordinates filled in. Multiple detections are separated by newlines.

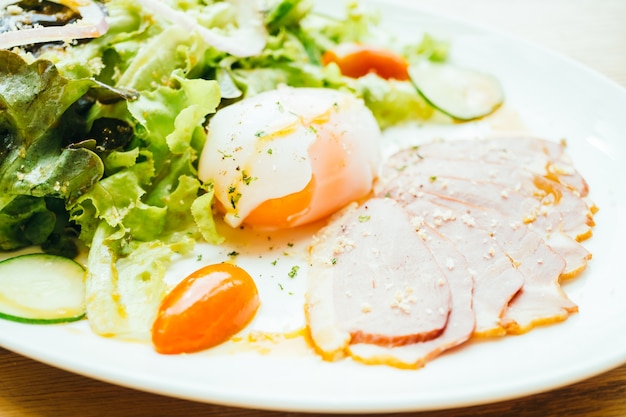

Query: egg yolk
left=151, top=263, right=260, bottom=354
left=245, top=177, right=316, bottom=228
left=243, top=129, right=358, bottom=228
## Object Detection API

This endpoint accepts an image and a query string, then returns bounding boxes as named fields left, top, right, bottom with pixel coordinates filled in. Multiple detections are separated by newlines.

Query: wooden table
left=2, top=1, right=625, bottom=416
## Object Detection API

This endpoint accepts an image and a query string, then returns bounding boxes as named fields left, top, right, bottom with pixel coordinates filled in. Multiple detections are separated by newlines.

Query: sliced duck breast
left=306, top=198, right=452, bottom=361
left=408, top=137, right=590, bottom=197
left=379, top=148, right=594, bottom=242
left=382, top=155, right=595, bottom=228
left=419, top=196, right=577, bottom=333
left=349, top=226, right=475, bottom=368
left=399, top=197, right=524, bottom=336
left=378, top=141, right=584, bottom=334
left=379, top=152, right=591, bottom=276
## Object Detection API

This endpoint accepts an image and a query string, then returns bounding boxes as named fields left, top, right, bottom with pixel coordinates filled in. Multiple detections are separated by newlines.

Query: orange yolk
left=242, top=129, right=368, bottom=229
left=151, top=263, right=260, bottom=354
left=245, top=177, right=316, bottom=229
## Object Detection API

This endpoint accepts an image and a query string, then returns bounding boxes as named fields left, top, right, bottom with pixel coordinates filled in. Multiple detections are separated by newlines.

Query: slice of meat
left=443, top=178, right=590, bottom=274
left=425, top=197, right=577, bottom=334
left=407, top=137, right=590, bottom=197
left=400, top=197, right=524, bottom=336
left=381, top=154, right=596, bottom=233
left=540, top=231, right=591, bottom=279
left=379, top=148, right=594, bottom=242
left=378, top=141, right=583, bottom=335
left=485, top=137, right=590, bottom=198
left=305, top=198, right=452, bottom=361
left=348, top=226, right=474, bottom=368
left=379, top=151, right=592, bottom=276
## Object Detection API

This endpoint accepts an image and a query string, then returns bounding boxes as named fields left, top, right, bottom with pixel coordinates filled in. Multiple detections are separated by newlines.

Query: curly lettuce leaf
left=0, top=51, right=106, bottom=253
left=85, top=221, right=195, bottom=338
left=72, top=73, right=221, bottom=338
left=354, top=75, right=435, bottom=128
left=9, top=0, right=225, bottom=337
left=0, top=196, right=53, bottom=251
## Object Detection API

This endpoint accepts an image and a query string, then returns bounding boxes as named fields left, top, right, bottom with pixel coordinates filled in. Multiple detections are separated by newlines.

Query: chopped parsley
left=288, top=265, right=300, bottom=278
left=358, top=215, right=371, bottom=222
left=242, top=170, right=256, bottom=185
left=229, top=192, right=242, bottom=209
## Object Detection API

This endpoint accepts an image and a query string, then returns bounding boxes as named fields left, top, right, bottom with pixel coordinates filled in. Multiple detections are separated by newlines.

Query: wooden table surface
left=2, top=1, right=625, bottom=416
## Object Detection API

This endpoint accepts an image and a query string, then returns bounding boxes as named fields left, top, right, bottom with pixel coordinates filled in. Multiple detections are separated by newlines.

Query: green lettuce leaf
left=85, top=221, right=195, bottom=338
left=354, top=75, right=435, bottom=128
left=71, top=66, right=221, bottom=338
left=0, top=51, right=106, bottom=253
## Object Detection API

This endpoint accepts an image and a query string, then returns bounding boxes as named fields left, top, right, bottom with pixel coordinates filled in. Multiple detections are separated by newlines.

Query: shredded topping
left=133, top=0, right=267, bottom=57
left=0, top=0, right=109, bottom=49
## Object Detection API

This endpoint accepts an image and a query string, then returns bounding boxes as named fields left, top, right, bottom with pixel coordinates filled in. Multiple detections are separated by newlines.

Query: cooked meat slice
left=540, top=231, right=591, bottom=279
left=425, top=197, right=577, bottom=333
left=378, top=144, right=581, bottom=335
left=400, top=197, right=524, bottom=336
left=501, top=248, right=577, bottom=334
left=305, top=198, right=452, bottom=361
left=408, top=137, right=590, bottom=197
left=379, top=148, right=594, bottom=242
left=486, top=137, right=590, bottom=198
left=381, top=154, right=596, bottom=230
left=349, top=226, right=475, bottom=369
left=380, top=153, right=592, bottom=276
left=444, top=178, right=590, bottom=273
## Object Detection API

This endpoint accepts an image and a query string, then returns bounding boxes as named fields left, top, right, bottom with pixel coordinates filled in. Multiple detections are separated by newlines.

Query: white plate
left=2, top=0, right=626, bottom=413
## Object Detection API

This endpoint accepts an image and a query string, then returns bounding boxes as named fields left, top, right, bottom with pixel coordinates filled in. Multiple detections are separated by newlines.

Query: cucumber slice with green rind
left=408, top=61, right=504, bottom=121
left=0, top=253, right=86, bottom=324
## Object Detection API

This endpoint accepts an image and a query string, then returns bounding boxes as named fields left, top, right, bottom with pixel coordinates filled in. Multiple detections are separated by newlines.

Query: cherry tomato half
left=322, top=43, right=410, bottom=81
left=152, top=262, right=260, bottom=354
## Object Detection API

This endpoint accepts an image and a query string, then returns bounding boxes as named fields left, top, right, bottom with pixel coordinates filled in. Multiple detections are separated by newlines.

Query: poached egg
left=198, top=87, right=381, bottom=229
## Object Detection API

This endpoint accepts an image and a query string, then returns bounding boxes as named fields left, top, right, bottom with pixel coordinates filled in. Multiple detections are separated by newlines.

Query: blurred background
left=409, top=0, right=626, bottom=86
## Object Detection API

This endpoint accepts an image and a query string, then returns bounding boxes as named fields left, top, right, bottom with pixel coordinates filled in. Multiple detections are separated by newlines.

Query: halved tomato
left=152, top=262, right=260, bottom=354
left=322, top=43, right=410, bottom=80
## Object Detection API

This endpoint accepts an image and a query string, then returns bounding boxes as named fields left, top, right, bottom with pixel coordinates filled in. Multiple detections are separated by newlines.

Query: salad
left=0, top=0, right=503, bottom=352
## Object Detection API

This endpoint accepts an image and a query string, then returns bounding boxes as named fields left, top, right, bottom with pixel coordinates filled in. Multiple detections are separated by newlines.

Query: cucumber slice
left=408, top=61, right=504, bottom=121
left=0, top=253, right=86, bottom=324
